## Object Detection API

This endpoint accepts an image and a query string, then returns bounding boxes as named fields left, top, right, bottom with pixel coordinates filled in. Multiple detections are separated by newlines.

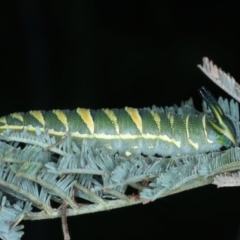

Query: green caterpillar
left=0, top=87, right=237, bottom=157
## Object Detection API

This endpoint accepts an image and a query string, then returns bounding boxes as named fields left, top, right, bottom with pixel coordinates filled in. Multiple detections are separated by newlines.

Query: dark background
left=1, top=1, right=240, bottom=240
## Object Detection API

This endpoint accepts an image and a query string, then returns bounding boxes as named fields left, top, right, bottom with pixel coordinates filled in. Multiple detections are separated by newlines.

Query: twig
left=61, top=202, right=70, bottom=240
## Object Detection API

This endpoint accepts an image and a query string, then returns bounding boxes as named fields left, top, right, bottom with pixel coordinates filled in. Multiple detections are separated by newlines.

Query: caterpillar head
left=199, top=87, right=237, bottom=148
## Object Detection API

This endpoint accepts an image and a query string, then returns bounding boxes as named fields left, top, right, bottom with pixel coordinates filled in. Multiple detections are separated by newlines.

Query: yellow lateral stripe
left=202, top=115, right=213, bottom=143
left=70, top=132, right=182, bottom=147
left=0, top=125, right=23, bottom=131
left=103, top=109, right=119, bottom=134
left=159, top=134, right=181, bottom=148
left=186, top=115, right=199, bottom=149
left=30, top=111, right=45, bottom=126
left=125, top=107, right=142, bottom=133
left=77, top=108, right=94, bottom=134
left=53, top=110, right=68, bottom=131
left=150, top=110, right=161, bottom=132
left=0, top=117, right=7, bottom=124
left=11, top=113, right=24, bottom=122
left=0, top=123, right=182, bottom=147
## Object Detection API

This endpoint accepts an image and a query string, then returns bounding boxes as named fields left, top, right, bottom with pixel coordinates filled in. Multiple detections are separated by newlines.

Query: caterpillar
left=0, top=87, right=237, bottom=157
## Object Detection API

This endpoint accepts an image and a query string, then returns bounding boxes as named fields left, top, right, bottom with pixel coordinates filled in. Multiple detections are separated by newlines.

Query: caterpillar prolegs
left=0, top=87, right=237, bottom=157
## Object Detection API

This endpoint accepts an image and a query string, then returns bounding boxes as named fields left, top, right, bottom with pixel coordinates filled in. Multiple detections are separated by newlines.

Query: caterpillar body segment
left=199, top=87, right=237, bottom=147
left=0, top=88, right=236, bottom=157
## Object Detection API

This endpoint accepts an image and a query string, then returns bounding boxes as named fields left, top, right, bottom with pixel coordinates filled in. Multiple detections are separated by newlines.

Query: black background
left=1, top=1, right=240, bottom=240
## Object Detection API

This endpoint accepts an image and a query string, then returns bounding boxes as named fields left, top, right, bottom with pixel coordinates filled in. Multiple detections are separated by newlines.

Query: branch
left=198, top=57, right=240, bottom=102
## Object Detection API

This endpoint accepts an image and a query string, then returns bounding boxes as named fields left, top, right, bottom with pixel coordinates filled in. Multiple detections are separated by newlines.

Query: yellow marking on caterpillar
left=186, top=115, right=199, bottom=149
left=1, top=125, right=44, bottom=133
left=69, top=131, right=181, bottom=147
left=0, top=125, right=23, bottom=131
left=167, top=113, right=174, bottom=129
left=0, top=121, right=181, bottom=148
left=132, top=146, right=138, bottom=149
left=125, top=107, right=142, bottom=133
left=46, top=129, right=65, bottom=136
left=103, top=109, right=119, bottom=134
left=150, top=110, right=161, bottom=132
left=77, top=108, right=94, bottom=134
left=0, top=117, right=7, bottom=125
left=30, top=111, right=45, bottom=126
left=125, top=151, right=132, bottom=156
left=212, top=105, right=224, bottom=124
left=208, top=101, right=236, bottom=146
left=159, top=134, right=181, bottom=148
left=53, top=110, right=68, bottom=131
left=202, top=115, right=213, bottom=143
left=11, top=113, right=23, bottom=122
left=209, top=120, right=236, bottom=146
